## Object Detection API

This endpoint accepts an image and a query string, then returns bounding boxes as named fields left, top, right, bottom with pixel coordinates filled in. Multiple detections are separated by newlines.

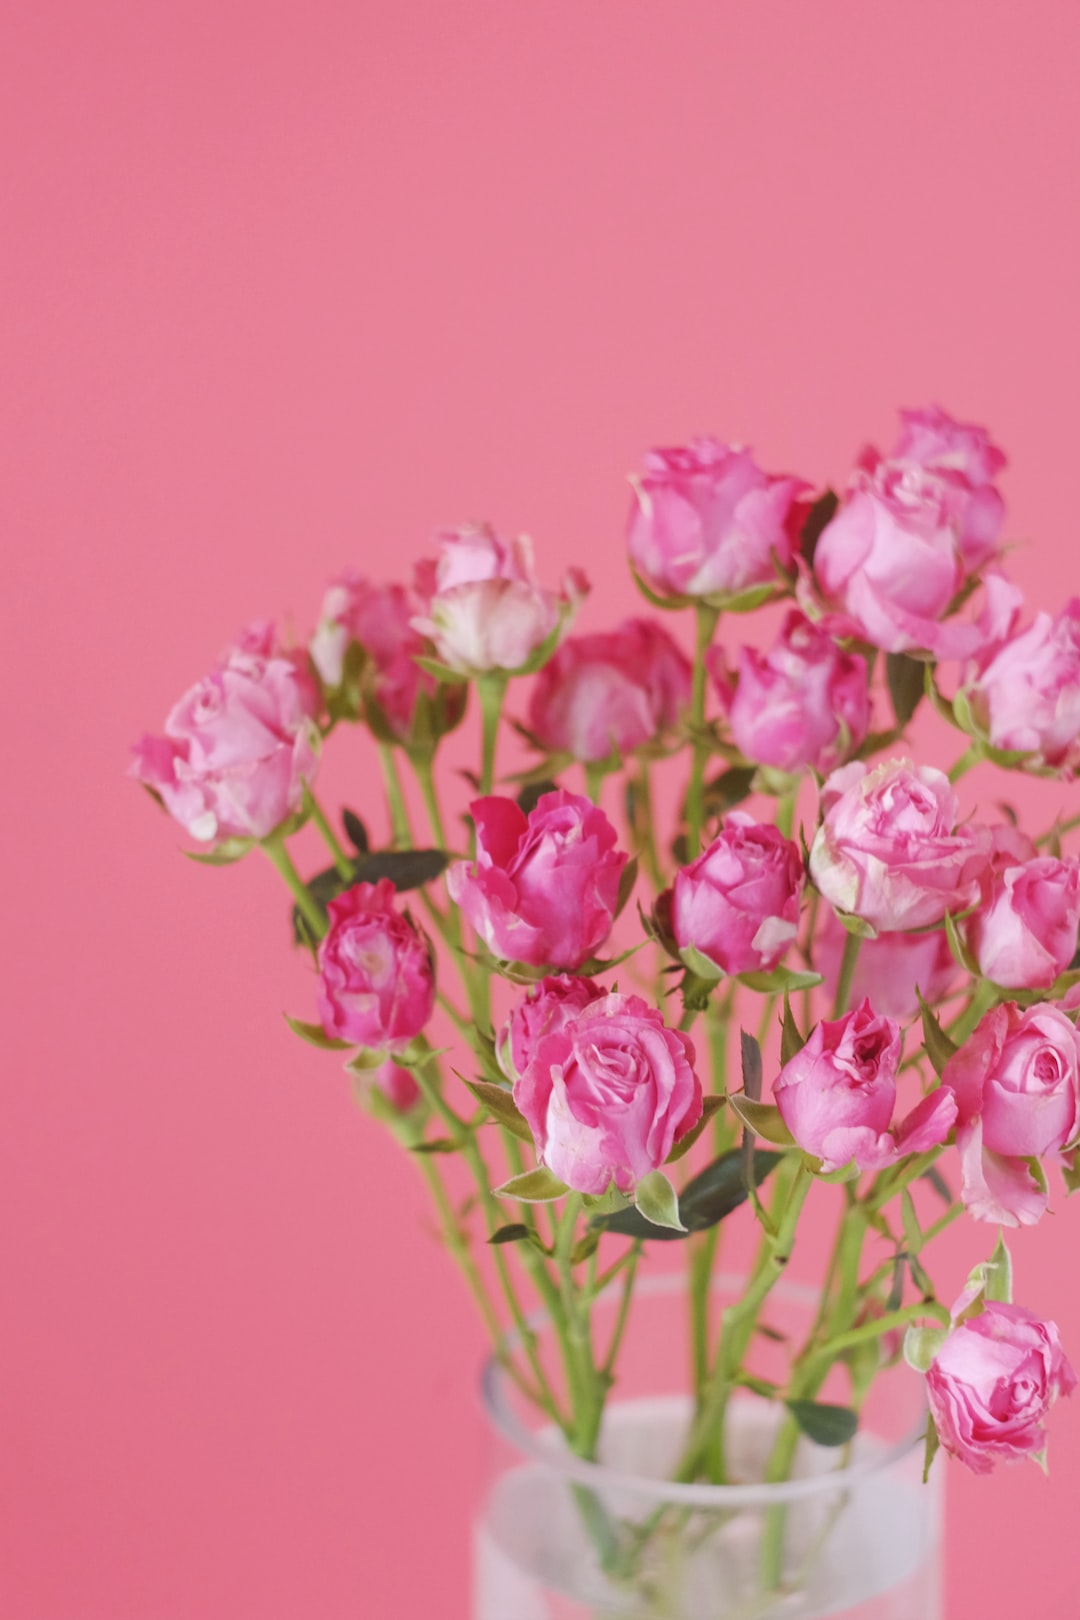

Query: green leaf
left=706, top=581, right=779, bottom=615
left=615, top=855, right=639, bottom=920
left=901, top=1188, right=922, bottom=1255
left=785, top=1400, right=858, bottom=1448
left=886, top=652, right=928, bottom=727
left=924, top=667, right=957, bottom=727
left=799, top=489, right=839, bottom=567
left=462, top=1078, right=534, bottom=1143
left=629, top=566, right=694, bottom=612
left=516, top=778, right=561, bottom=816
left=283, top=1014, right=353, bottom=1051
left=678, top=944, right=723, bottom=984
left=740, top=1031, right=763, bottom=1100
left=737, top=967, right=824, bottom=994
left=352, top=848, right=449, bottom=891
left=570, top=1229, right=602, bottom=1265
left=183, top=839, right=252, bottom=866
left=903, top=1323, right=949, bottom=1373
left=920, top=1164, right=954, bottom=1204
left=923, top=1415, right=941, bottom=1483
left=666, top=1095, right=726, bottom=1162
left=488, top=1223, right=533, bottom=1245
left=345, top=1047, right=392, bottom=1074
left=1061, top=1151, right=1080, bottom=1196
left=833, top=910, right=878, bottom=940
left=410, top=1139, right=459, bottom=1154
left=701, top=765, right=758, bottom=817
left=495, top=1166, right=569, bottom=1203
left=341, top=809, right=369, bottom=853
left=917, top=989, right=959, bottom=1078
left=633, top=1170, right=686, bottom=1232
left=985, top=1232, right=1013, bottom=1304
left=414, top=655, right=471, bottom=685
left=780, top=996, right=806, bottom=1066
left=728, top=1093, right=796, bottom=1147
left=944, top=910, right=979, bottom=976
left=590, top=1147, right=784, bottom=1242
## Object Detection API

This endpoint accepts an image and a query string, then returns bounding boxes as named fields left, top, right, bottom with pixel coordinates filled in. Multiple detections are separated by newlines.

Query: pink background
left=5, top=4, right=1080, bottom=1615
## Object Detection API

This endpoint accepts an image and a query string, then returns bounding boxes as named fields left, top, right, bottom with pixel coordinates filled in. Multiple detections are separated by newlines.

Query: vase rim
left=479, top=1271, right=929, bottom=1510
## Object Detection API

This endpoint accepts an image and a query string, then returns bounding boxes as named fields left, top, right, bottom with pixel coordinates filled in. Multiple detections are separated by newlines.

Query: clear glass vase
left=473, top=1274, right=942, bottom=1619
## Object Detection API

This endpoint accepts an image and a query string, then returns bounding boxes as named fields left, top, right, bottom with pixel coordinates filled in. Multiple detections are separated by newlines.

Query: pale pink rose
left=890, top=404, right=1007, bottom=570
left=446, top=789, right=628, bottom=968
left=713, top=611, right=870, bottom=775
left=527, top=617, right=691, bottom=763
left=964, top=599, right=1080, bottom=772
left=671, top=814, right=804, bottom=977
left=774, top=998, right=956, bottom=1173
left=130, top=648, right=320, bottom=846
left=411, top=524, right=587, bottom=675
left=941, top=1003, right=1080, bottom=1226
left=512, top=991, right=702, bottom=1194
left=627, top=438, right=809, bottom=600
left=963, top=827, right=1080, bottom=990
left=310, top=572, right=437, bottom=739
left=497, top=974, right=607, bottom=1083
left=811, top=457, right=994, bottom=659
left=813, top=908, right=957, bottom=1021
left=810, top=758, right=991, bottom=933
left=927, top=1302, right=1076, bottom=1475
left=316, top=880, right=435, bottom=1052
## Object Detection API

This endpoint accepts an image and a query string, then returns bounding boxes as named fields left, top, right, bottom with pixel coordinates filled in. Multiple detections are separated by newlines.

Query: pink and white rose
left=309, top=572, right=442, bottom=740
left=813, top=909, right=957, bottom=1021
left=890, top=404, right=1007, bottom=570
left=447, top=789, right=628, bottom=968
left=316, top=880, right=435, bottom=1053
left=810, top=758, right=991, bottom=933
left=528, top=618, right=691, bottom=763
left=963, top=599, right=1080, bottom=773
left=962, top=826, right=1080, bottom=990
left=512, top=991, right=702, bottom=1194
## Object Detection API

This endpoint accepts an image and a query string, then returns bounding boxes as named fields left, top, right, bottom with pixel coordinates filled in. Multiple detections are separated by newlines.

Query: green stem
left=685, top=604, right=720, bottom=860
left=775, top=789, right=796, bottom=841
left=378, top=745, right=412, bottom=846
left=600, top=1243, right=641, bottom=1381
left=948, top=744, right=981, bottom=784
left=633, top=762, right=665, bottom=892
left=584, top=761, right=606, bottom=805
left=304, top=788, right=354, bottom=881
left=478, top=675, right=508, bottom=798
left=262, top=836, right=326, bottom=940
left=1037, top=812, right=1080, bottom=848
left=832, top=931, right=862, bottom=1017
left=412, top=752, right=449, bottom=850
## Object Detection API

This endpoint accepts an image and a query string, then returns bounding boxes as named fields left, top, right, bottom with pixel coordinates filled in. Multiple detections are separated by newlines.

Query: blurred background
left=4, top=3, right=1080, bottom=1615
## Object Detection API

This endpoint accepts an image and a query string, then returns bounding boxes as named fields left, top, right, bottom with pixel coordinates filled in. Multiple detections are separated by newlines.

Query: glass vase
left=473, top=1274, right=942, bottom=1619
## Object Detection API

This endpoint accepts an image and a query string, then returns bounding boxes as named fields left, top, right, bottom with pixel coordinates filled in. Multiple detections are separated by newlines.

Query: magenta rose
left=410, top=524, right=587, bottom=675
left=130, top=645, right=320, bottom=847
left=713, top=611, right=870, bottom=775
left=316, top=880, right=436, bottom=1053
left=774, top=998, right=956, bottom=1173
left=671, top=815, right=804, bottom=977
left=368, top=1061, right=422, bottom=1114
left=813, top=908, right=957, bottom=1021
left=927, top=1303, right=1076, bottom=1475
left=810, top=758, right=990, bottom=933
left=512, top=991, right=702, bottom=1194
left=941, top=1003, right=1080, bottom=1226
left=964, top=599, right=1080, bottom=773
left=890, top=404, right=1007, bottom=570
left=962, top=827, right=1080, bottom=990
left=627, top=438, right=809, bottom=601
left=497, top=974, right=607, bottom=1083
left=447, top=789, right=628, bottom=968
left=527, top=618, right=691, bottom=764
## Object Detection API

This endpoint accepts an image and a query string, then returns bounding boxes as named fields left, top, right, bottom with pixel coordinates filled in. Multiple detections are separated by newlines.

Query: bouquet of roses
left=132, top=406, right=1080, bottom=1582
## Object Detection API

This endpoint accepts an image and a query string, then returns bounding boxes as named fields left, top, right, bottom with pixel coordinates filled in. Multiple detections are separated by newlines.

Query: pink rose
left=316, top=880, right=435, bottom=1052
left=813, top=908, right=957, bottom=1021
left=810, top=758, right=990, bottom=933
left=713, top=611, right=870, bottom=775
left=368, top=1061, right=422, bottom=1114
left=512, top=991, right=702, bottom=1194
left=964, top=599, right=1080, bottom=772
left=309, top=572, right=441, bottom=740
left=497, top=974, right=607, bottom=1083
left=130, top=646, right=320, bottom=846
left=927, top=1303, right=1076, bottom=1475
left=627, top=438, right=809, bottom=601
left=411, top=525, right=587, bottom=675
left=671, top=815, right=804, bottom=977
left=447, top=789, right=628, bottom=968
left=941, top=1003, right=1080, bottom=1226
left=962, top=827, right=1080, bottom=990
left=774, top=999, right=956, bottom=1173
left=890, top=404, right=1007, bottom=570
left=527, top=618, right=691, bottom=763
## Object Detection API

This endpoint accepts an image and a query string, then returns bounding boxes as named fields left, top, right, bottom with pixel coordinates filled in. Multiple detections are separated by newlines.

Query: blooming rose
left=963, top=599, right=1080, bottom=772
left=941, top=1003, right=1080, bottom=1226
left=927, top=1302, right=1076, bottom=1475
left=962, top=826, right=1080, bottom=990
left=809, top=758, right=990, bottom=933
left=527, top=618, right=691, bottom=764
left=890, top=404, right=1007, bottom=570
left=512, top=992, right=702, bottom=1194
left=410, top=524, right=586, bottom=675
left=774, top=999, right=956, bottom=1173
left=316, top=880, right=435, bottom=1052
left=309, top=572, right=441, bottom=740
left=671, top=815, right=804, bottom=977
left=813, top=908, right=957, bottom=1021
left=130, top=645, right=320, bottom=846
left=447, top=790, right=628, bottom=968
left=627, top=438, right=808, bottom=601
left=712, top=611, right=870, bottom=775
left=497, top=974, right=607, bottom=1083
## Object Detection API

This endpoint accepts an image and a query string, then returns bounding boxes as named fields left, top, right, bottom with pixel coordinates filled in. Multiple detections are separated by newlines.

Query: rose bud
left=527, top=618, right=691, bottom=764
left=890, top=404, right=1007, bottom=571
left=447, top=789, right=628, bottom=969
left=366, top=1061, right=423, bottom=1114
left=941, top=1003, right=1080, bottom=1226
left=813, top=907, right=957, bottom=1021
left=626, top=437, right=809, bottom=602
left=497, top=974, right=607, bottom=1083
left=773, top=998, right=956, bottom=1173
left=130, top=642, right=320, bottom=847
left=671, top=815, right=804, bottom=977
left=410, top=524, right=587, bottom=676
left=512, top=991, right=702, bottom=1195
left=316, top=880, right=436, bottom=1053
left=927, top=1303, right=1076, bottom=1475
left=809, top=758, right=990, bottom=933
left=962, top=827, right=1080, bottom=990
left=963, top=599, right=1080, bottom=773
left=713, top=610, right=870, bottom=776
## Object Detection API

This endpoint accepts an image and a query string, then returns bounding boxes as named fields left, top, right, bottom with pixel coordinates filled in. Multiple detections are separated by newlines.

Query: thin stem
left=412, top=752, right=449, bottom=851
left=685, top=603, right=720, bottom=860
left=832, top=931, right=862, bottom=1017
left=262, top=836, right=326, bottom=940
left=775, top=788, right=796, bottom=841
left=378, top=745, right=412, bottom=846
left=304, top=788, right=354, bottom=881
left=633, top=762, right=665, bottom=892
left=601, top=1243, right=641, bottom=1381
left=584, top=761, right=606, bottom=805
left=478, top=675, right=508, bottom=798
left=948, top=744, right=981, bottom=784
